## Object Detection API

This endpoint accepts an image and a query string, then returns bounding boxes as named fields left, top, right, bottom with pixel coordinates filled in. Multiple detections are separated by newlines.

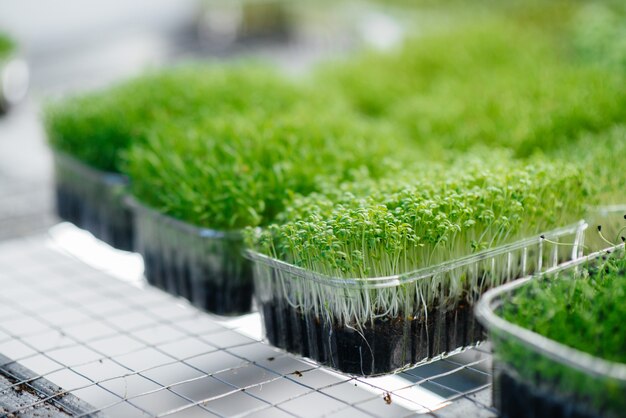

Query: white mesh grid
left=0, top=230, right=495, bottom=418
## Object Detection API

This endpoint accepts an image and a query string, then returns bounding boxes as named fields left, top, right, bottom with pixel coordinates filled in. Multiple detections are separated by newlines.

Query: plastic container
left=476, top=243, right=626, bottom=418
left=128, top=198, right=253, bottom=316
left=247, top=221, right=588, bottom=376
left=53, top=152, right=133, bottom=251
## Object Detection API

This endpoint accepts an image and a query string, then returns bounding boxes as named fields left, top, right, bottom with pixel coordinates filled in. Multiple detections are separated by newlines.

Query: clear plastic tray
left=53, top=151, right=133, bottom=250
left=476, top=243, right=626, bottom=418
left=127, top=198, right=253, bottom=316
left=246, top=221, right=588, bottom=376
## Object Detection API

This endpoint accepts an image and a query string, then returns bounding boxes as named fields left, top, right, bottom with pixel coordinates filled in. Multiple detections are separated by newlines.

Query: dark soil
left=193, top=261, right=253, bottom=315
left=142, top=246, right=253, bottom=315
left=260, top=299, right=484, bottom=376
left=493, top=363, right=604, bottom=418
left=55, top=184, right=133, bottom=251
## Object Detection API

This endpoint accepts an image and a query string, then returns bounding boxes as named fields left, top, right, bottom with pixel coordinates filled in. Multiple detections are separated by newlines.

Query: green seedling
left=45, top=63, right=303, bottom=173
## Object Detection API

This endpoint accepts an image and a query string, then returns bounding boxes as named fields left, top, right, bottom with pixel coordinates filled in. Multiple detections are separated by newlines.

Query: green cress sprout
left=125, top=98, right=412, bottom=230
left=45, top=64, right=303, bottom=173
left=317, top=13, right=626, bottom=158
left=257, top=159, right=588, bottom=277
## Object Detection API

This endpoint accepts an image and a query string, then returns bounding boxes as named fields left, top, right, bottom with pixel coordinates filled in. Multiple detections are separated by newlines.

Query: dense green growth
left=494, top=248, right=626, bottom=413
left=0, top=33, right=15, bottom=60
left=126, top=101, right=409, bottom=230
left=502, top=249, right=626, bottom=363
left=46, top=64, right=302, bottom=172
left=554, top=125, right=626, bottom=205
left=253, top=157, right=589, bottom=278
left=318, top=13, right=626, bottom=158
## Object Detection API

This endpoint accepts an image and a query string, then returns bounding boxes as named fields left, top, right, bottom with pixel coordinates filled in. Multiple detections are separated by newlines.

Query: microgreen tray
left=128, top=198, right=253, bottom=316
left=247, top=221, right=588, bottom=376
left=53, top=152, right=133, bottom=250
left=476, top=243, right=626, bottom=418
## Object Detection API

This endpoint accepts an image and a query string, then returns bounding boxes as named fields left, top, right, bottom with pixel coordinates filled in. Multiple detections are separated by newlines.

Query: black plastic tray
left=53, top=152, right=133, bottom=250
left=128, top=198, right=253, bottom=316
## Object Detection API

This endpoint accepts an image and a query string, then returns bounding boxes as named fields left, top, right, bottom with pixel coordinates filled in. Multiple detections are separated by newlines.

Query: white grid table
left=0, top=226, right=495, bottom=418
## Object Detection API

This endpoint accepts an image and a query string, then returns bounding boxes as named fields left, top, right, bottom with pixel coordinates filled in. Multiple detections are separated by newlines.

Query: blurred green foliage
left=0, top=33, right=15, bottom=60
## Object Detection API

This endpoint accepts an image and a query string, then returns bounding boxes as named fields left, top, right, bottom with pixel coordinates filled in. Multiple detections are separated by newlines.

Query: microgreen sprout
left=126, top=97, right=410, bottom=230
left=598, top=216, right=626, bottom=248
left=539, top=234, right=588, bottom=253
left=596, top=224, right=617, bottom=247
left=45, top=63, right=303, bottom=173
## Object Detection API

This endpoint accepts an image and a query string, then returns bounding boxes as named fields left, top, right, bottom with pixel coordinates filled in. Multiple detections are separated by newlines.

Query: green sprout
left=496, top=248, right=626, bottom=413
left=125, top=98, right=412, bottom=230
left=553, top=125, right=626, bottom=206
left=45, top=63, right=303, bottom=173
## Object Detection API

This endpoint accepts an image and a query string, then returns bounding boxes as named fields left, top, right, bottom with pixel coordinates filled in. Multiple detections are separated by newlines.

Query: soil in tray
left=55, top=184, right=134, bottom=250
left=193, top=268, right=254, bottom=315
left=143, top=249, right=253, bottom=315
left=494, top=365, right=603, bottom=418
left=261, top=299, right=484, bottom=375
left=261, top=301, right=310, bottom=358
